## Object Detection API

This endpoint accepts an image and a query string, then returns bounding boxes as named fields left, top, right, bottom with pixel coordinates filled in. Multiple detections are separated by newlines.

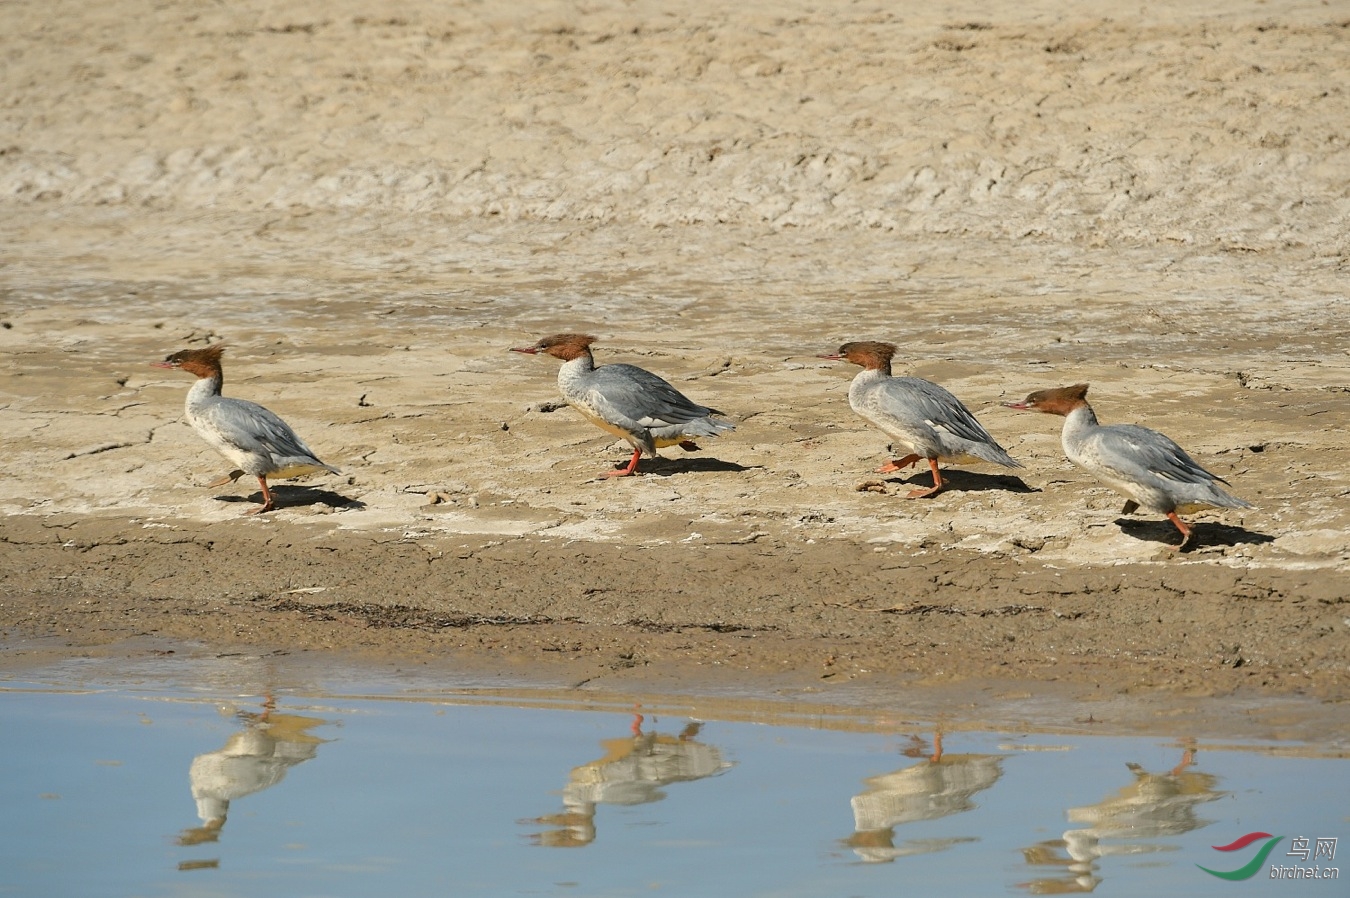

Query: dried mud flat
left=1, top=0, right=1348, bottom=732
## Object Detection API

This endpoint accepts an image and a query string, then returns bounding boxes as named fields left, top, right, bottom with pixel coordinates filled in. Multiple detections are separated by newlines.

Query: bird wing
left=873, top=377, right=999, bottom=445
left=202, top=399, right=329, bottom=467
left=1091, top=424, right=1226, bottom=486
left=586, top=363, right=720, bottom=430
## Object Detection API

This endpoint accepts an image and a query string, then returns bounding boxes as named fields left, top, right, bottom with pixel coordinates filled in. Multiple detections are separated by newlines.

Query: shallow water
left=1, top=663, right=1346, bottom=897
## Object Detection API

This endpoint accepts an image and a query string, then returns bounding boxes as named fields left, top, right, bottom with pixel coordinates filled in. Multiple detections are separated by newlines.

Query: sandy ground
left=1, top=0, right=1348, bottom=731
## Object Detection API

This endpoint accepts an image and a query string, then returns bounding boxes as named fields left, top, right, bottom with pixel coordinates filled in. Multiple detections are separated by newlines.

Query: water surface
left=1, top=663, right=1345, bottom=897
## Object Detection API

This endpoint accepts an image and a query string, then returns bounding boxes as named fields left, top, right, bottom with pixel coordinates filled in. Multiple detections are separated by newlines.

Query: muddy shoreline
left=3, top=510, right=1345, bottom=704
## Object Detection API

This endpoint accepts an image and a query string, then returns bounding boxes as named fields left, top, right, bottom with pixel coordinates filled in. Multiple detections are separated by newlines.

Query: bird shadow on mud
left=215, top=486, right=366, bottom=512
left=601, top=457, right=757, bottom=479
left=882, top=469, right=1038, bottom=495
left=1113, top=517, right=1273, bottom=551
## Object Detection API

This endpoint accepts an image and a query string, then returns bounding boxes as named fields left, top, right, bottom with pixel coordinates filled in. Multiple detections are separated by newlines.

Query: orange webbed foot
left=603, top=448, right=643, bottom=478
left=1165, top=512, right=1193, bottom=550
left=244, top=476, right=274, bottom=514
left=875, top=454, right=921, bottom=475
left=206, top=469, right=246, bottom=488
left=904, top=459, right=945, bottom=498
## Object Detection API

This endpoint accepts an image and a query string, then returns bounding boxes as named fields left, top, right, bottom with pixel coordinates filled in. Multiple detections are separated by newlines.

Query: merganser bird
left=820, top=341, right=1020, bottom=498
left=1003, top=383, right=1251, bottom=548
left=153, top=345, right=338, bottom=514
left=511, top=333, right=734, bottom=477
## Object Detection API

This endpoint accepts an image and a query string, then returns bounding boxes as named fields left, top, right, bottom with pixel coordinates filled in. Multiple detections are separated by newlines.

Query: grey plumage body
left=154, top=344, right=337, bottom=514
left=848, top=369, right=1020, bottom=469
left=512, top=333, right=732, bottom=477
left=1060, top=405, right=1250, bottom=516
left=184, top=375, right=338, bottom=480
left=1004, top=382, right=1252, bottom=548
left=556, top=354, right=734, bottom=457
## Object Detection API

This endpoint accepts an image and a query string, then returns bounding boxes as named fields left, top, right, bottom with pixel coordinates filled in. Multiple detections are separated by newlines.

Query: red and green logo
left=1198, top=832, right=1285, bottom=880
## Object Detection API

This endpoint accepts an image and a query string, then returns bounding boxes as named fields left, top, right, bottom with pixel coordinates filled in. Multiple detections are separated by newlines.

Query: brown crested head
left=819, top=341, right=896, bottom=373
left=1002, top=383, right=1090, bottom=415
left=152, top=344, right=225, bottom=379
left=510, top=333, right=597, bottom=362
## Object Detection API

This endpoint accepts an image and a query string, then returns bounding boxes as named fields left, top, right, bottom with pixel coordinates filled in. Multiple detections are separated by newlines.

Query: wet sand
left=2, top=0, right=1347, bottom=731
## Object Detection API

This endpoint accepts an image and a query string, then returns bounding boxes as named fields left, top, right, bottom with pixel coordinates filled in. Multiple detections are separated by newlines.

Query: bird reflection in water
left=524, top=710, right=733, bottom=847
left=843, top=731, right=1004, bottom=863
left=176, top=695, right=330, bottom=850
left=1018, top=744, right=1223, bottom=894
